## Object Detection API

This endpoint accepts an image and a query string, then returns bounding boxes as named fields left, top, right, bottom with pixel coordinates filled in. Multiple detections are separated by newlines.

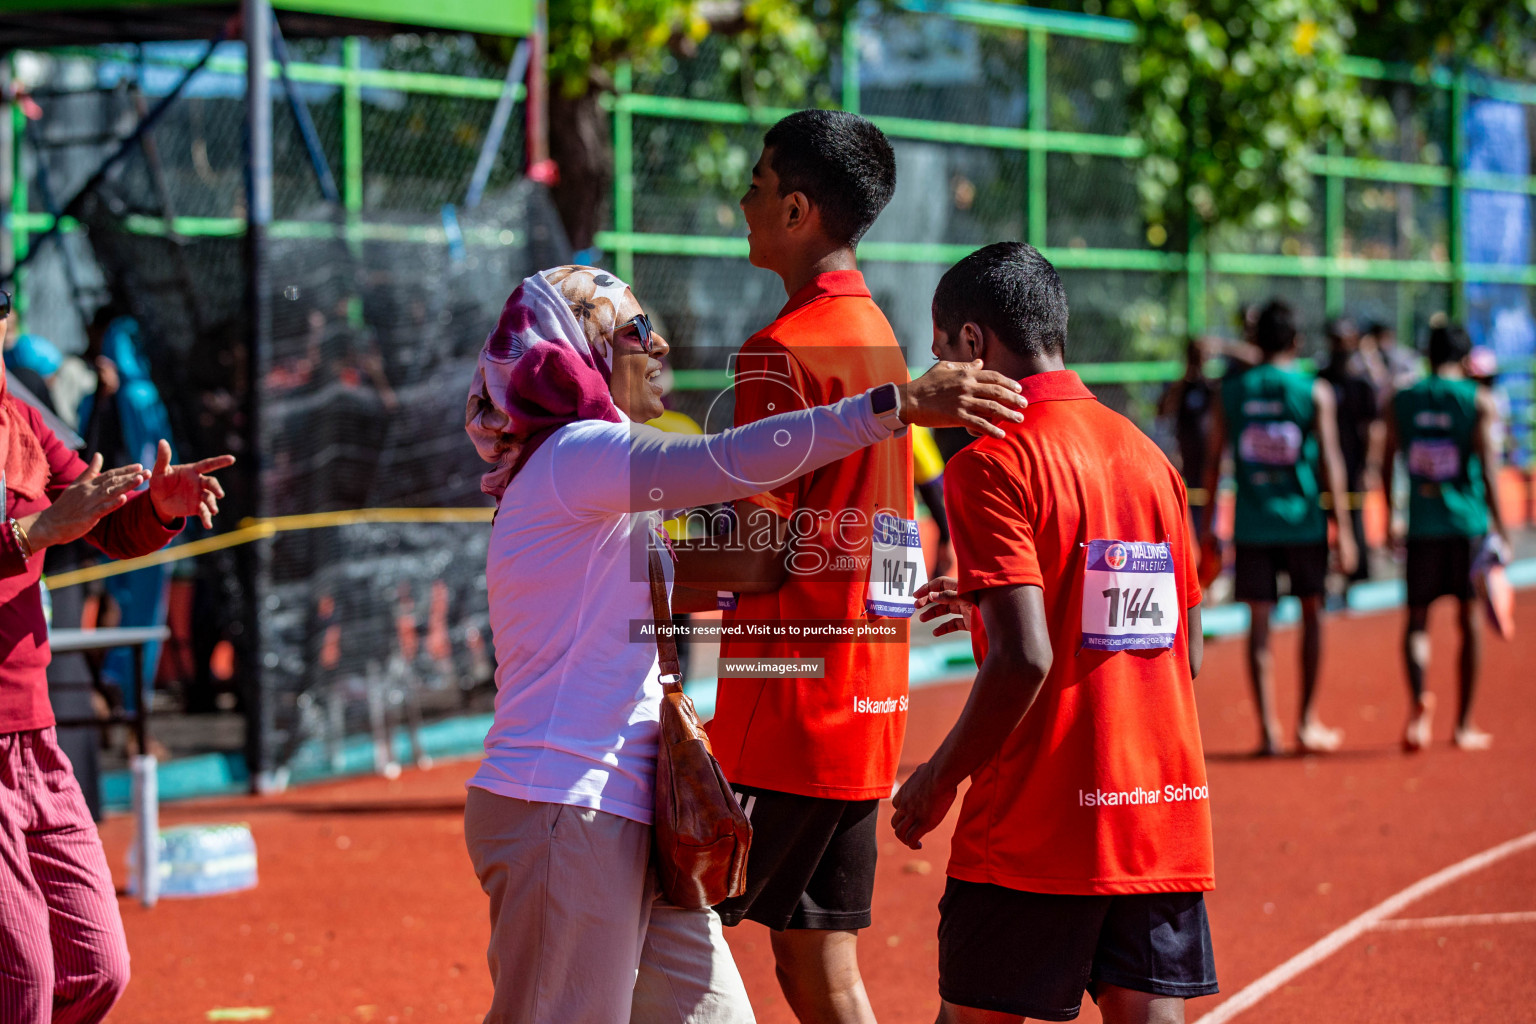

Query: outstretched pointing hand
left=148, top=439, right=237, bottom=529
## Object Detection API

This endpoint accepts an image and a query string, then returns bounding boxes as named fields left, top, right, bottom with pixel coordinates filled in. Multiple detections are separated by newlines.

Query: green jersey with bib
left=1391, top=376, right=1486, bottom=539
left=1222, top=363, right=1325, bottom=546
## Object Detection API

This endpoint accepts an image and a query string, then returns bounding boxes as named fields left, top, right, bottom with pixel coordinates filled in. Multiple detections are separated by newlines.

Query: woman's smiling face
left=605, top=289, right=670, bottom=423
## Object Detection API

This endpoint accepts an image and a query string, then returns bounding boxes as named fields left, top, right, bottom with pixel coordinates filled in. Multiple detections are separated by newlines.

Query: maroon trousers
left=0, top=729, right=129, bottom=1023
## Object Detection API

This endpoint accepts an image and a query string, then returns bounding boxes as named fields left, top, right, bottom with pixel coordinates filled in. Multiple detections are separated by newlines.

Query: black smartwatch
left=869, top=382, right=906, bottom=433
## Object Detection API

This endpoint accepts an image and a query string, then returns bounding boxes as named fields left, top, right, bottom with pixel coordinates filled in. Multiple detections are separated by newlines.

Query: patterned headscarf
left=465, top=265, right=635, bottom=499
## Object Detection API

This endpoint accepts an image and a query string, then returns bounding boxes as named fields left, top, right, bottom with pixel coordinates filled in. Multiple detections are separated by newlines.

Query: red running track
left=98, top=592, right=1536, bottom=1023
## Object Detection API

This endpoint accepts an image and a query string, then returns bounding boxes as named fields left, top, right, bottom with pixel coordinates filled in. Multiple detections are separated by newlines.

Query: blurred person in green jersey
left=1383, top=324, right=1509, bottom=752
left=1201, top=300, right=1357, bottom=756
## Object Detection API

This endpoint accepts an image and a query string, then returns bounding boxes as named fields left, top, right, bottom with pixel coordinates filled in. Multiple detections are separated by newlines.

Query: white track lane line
left=1372, top=911, right=1536, bottom=931
left=1191, top=828, right=1536, bottom=1024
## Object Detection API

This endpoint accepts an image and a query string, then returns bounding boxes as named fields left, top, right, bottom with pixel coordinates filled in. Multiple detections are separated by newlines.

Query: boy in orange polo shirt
left=894, top=243, right=1218, bottom=1024
left=674, top=110, right=917, bottom=1024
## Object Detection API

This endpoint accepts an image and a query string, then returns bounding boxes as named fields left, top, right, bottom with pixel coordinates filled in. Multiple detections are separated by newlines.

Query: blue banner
left=1464, top=98, right=1536, bottom=468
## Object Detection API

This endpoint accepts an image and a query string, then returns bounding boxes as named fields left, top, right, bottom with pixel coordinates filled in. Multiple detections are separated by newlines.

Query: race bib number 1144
left=1081, top=540, right=1179, bottom=652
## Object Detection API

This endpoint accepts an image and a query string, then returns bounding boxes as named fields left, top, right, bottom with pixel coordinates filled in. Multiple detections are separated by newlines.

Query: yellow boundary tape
left=1185, top=488, right=1372, bottom=511
left=42, top=507, right=494, bottom=591
left=40, top=487, right=1388, bottom=589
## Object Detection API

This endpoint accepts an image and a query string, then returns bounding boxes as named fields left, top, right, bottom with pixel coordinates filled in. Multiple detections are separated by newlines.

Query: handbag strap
left=646, top=546, right=684, bottom=695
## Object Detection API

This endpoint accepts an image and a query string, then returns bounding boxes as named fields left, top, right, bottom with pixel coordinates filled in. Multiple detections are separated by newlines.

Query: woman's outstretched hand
left=147, top=440, right=237, bottom=529
left=898, top=360, right=1027, bottom=438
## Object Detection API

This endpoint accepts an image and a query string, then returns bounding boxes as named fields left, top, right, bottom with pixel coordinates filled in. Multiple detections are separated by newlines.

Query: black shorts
left=1233, top=542, right=1328, bottom=603
left=938, top=880, right=1218, bottom=1021
left=1406, top=535, right=1477, bottom=607
left=714, top=784, right=878, bottom=931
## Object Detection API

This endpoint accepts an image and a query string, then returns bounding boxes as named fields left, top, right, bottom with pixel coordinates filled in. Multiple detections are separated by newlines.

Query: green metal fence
left=591, top=1, right=1536, bottom=399
left=7, top=36, right=527, bottom=345
left=10, top=2, right=1536, bottom=393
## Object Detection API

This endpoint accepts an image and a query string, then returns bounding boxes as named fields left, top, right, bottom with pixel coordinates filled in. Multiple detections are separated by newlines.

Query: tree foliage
left=549, top=0, right=849, bottom=104
left=533, top=0, right=1536, bottom=250
left=1074, top=0, right=1536, bottom=244
left=1073, top=0, right=1387, bottom=245
left=1348, top=0, right=1536, bottom=80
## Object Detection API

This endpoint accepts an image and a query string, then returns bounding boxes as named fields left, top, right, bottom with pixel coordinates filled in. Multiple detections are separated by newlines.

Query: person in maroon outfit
left=0, top=304, right=233, bottom=1024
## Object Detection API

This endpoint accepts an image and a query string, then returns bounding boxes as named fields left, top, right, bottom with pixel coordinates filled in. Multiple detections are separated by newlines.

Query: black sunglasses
left=618, top=313, right=656, bottom=353
left=0, top=291, right=11, bottom=319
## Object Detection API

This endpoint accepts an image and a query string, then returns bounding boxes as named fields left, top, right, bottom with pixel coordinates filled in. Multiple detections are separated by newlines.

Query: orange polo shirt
left=707, top=270, right=913, bottom=801
left=944, top=370, right=1214, bottom=895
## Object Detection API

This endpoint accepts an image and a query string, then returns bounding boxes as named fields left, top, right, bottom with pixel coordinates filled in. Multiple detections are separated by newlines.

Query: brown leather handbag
left=647, top=547, right=751, bottom=910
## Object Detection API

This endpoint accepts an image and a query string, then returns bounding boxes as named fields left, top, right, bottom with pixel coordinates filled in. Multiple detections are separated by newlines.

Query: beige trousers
left=464, top=787, right=756, bottom=1024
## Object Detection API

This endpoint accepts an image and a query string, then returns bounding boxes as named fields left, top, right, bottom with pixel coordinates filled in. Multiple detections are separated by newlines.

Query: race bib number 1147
left=1081, top=540, right=1179, bottom=652
left=866, top=513, right=927, bottom=618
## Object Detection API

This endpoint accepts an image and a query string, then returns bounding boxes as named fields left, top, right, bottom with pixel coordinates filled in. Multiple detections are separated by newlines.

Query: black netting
left=876, top=141, right=1027, bottom=249
left=629, top=253, right=785, bottom=370
left=860, top=261, right=951, bottom=358
left=1056, top=269, right=1184, bottom=362
left=1209, top=220, right=1325, bottom=259
left=1094, top=381, right=1169, bottom=432
left=1341, top=279, right=1453, bottom=349
left=1209, top=275, right=1330, bottom=356
left=629, top=40, right=736, bottom=99
left=1046, top=35, right=1130, bottom=135
left=858, top=13, right=1028, bottom=129
left=17, top=41, right=562, bottom=780
left=633, top=32, right=840, bottom=104
left=631, top=117, right=759, bottom=236
left=1344, top=182, right=1450, bottom=262
left=361, top=94, right=525, bottom=214
left=258, top=186, right=566, bottom=776
left=1355, top=79, right=1453, bottom=165
left=1046, top=154, right=1142, bottom=249
left=30, top=77, right=251, bottom=222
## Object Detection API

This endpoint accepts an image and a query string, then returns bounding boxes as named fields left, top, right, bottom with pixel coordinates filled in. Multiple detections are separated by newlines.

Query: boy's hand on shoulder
left=916, top=576, right=976, bottom=635
left=891, top=760, right=958, bottom=851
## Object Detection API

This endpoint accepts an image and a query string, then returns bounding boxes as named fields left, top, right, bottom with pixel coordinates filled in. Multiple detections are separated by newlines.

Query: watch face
left=872, top=383, right=897, bottom=414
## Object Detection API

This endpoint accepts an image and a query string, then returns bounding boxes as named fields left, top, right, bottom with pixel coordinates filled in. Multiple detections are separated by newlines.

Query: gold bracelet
left=10, top=518, right=34, bottom=560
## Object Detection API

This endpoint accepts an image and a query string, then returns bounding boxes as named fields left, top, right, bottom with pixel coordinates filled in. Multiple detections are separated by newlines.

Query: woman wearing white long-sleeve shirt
left=462, top=266, right=1024, bottom=1024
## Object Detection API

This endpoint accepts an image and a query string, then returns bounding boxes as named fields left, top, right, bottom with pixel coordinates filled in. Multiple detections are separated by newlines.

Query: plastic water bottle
left=127, top=823, right=258, bottom=898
